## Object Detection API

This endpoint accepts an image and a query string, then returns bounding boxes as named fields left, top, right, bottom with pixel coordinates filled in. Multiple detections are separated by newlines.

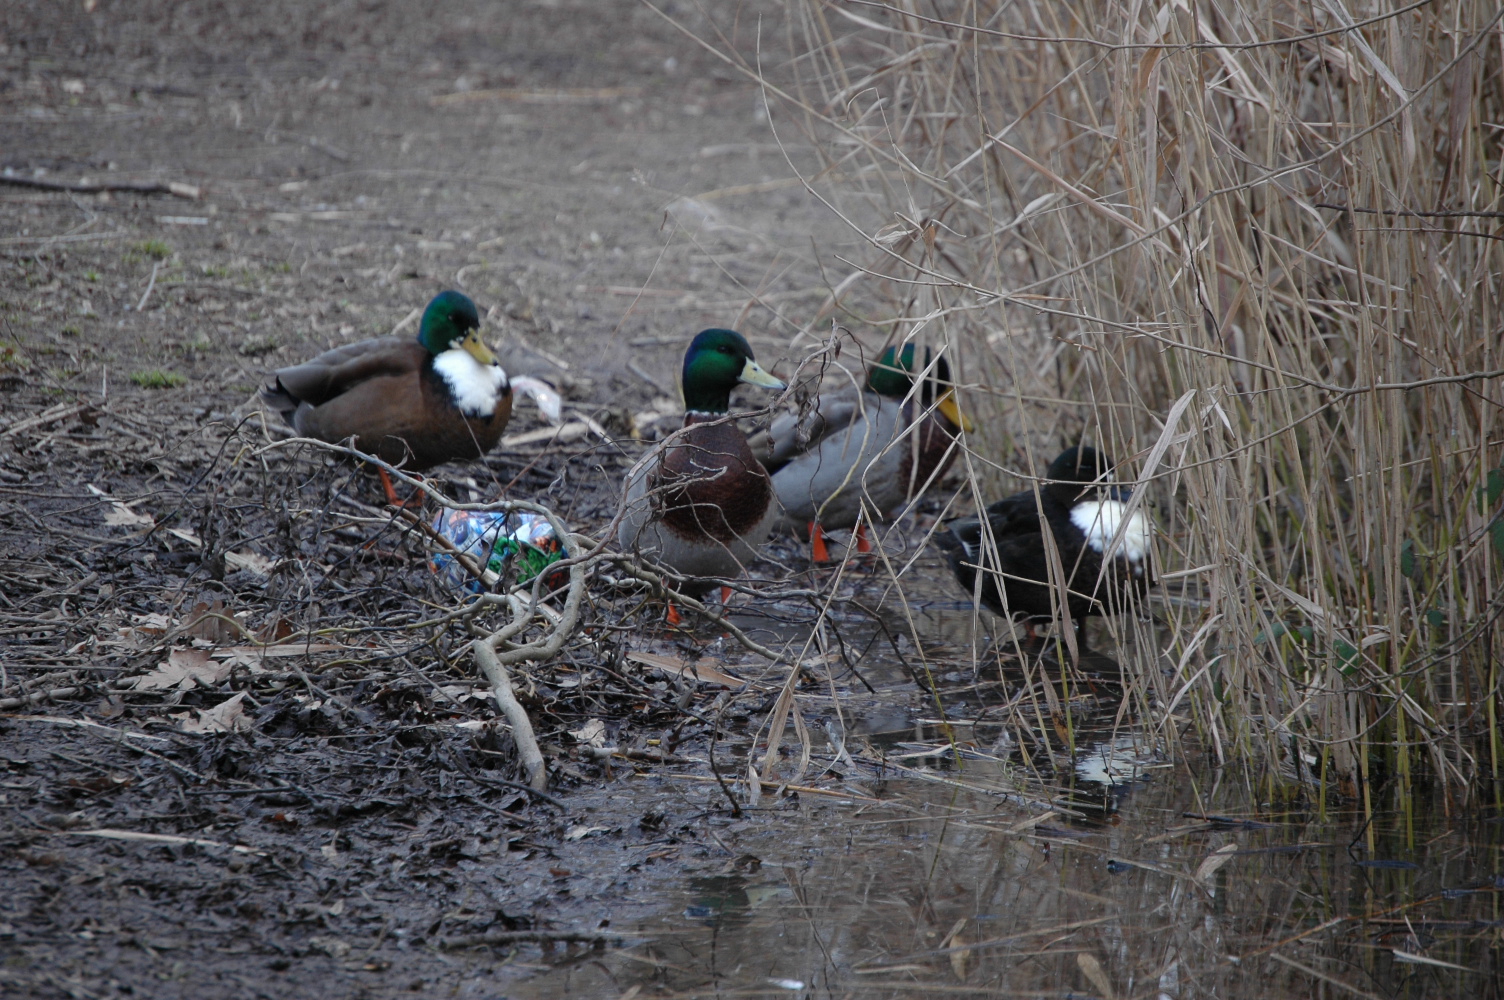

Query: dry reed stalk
left=722, top=0, right=1504, bottom=792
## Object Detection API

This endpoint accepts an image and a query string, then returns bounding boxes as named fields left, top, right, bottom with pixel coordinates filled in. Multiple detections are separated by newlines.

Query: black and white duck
left=937, top=446, right=1153, bottom=651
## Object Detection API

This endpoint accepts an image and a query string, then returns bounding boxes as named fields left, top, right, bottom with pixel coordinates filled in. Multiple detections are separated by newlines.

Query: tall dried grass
left=690, top=0, right=1504, bottom=794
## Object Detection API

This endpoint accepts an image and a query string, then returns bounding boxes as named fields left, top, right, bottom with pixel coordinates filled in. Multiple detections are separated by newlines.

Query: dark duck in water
left=937, top=446, right=1154, bottom=652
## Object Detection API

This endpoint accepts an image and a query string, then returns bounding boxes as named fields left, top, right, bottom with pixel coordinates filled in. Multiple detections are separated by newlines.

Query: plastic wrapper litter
left=430, top=509, right=565, bottom=592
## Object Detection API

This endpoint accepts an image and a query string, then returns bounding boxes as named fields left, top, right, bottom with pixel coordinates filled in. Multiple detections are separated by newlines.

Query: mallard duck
left=937, top=446, right=1153, bottom=652
left=761, top=344, right=972, bottom=562
left=617, top=329, right=786, bottom=612
left=261, top=290, right=511, bottom=501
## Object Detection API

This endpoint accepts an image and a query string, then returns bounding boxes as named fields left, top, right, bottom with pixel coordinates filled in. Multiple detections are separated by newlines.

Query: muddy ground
left=0, top=3, right=1046, bottom=997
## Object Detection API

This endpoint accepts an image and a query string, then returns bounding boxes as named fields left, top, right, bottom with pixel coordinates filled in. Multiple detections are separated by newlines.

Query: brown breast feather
left=892, top=402, right=963, bottom=499
left=653, top=414, right=771, bottom=543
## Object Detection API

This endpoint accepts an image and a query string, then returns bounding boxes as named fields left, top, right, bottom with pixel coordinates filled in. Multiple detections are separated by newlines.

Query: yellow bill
left=738, top=358, right=786, bottom=390
left=460, top=329, right=499, bottom=366
left=938, top=391, right=974, bottom=432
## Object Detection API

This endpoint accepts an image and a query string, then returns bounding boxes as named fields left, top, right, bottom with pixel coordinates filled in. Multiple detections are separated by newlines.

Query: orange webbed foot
left=378, top=468, right=426, bottom=508
left=809, top=521, right=830, bottom=563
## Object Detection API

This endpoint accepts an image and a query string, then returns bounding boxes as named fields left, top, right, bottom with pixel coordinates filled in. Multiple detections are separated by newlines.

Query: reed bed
left=703, top=0, right=1504, bottom=795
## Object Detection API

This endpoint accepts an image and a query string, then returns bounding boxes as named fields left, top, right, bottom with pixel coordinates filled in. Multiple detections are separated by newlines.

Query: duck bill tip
left=938, top=392, right=974, bottom=432
left=739, top=359, right=785, bottom=391
left=462, top=331, right=499, bottom=366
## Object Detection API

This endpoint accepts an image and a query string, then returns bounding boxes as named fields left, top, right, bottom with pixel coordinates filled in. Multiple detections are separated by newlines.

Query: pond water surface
left=508, top=591, right=1503, bottom=999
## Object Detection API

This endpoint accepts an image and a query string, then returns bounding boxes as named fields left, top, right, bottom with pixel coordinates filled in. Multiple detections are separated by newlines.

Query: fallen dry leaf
left=224, top=550, right=276, bottom=576
left=570, top=718, right=608, bottom=747
left=949, top=934, right=969, bottom=979
left=308, top=936, right=350, bottom=959
left=1195, top=842, right=1240, bottom=883
left=166, top=527, right=203, bottom=547
left=1077, top=953, right=1114, bottom=1000
left=626, top=651, right=747, bottom=688
left=434, top=684, right=489, bottom=705
left=564, top=825, right=608, bottom=841
left=174, top=691, right=252, bottom=733
left=89, top=485, right=154, bottom=528
left=134, top=649, right=230, bottom=691
left=255, top=616, right=296, bottom=643
left=103, top=504, right=154, bottom=528
left=183, top=600, right=237, bottom=643
left=109, top=613, right=173, bottom=648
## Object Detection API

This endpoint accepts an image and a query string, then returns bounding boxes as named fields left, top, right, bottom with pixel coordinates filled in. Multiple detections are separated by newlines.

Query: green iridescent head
left=866, top=344, right=927, bottom=397
left=867, top=344, right=972, bottom=431
left=417, top=291, right=493, bottom=364
left=681, top=328, right=785, bottom=413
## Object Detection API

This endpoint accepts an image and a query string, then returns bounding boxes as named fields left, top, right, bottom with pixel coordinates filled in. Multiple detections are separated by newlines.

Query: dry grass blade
left=733, top=0, right=1504, bottom=795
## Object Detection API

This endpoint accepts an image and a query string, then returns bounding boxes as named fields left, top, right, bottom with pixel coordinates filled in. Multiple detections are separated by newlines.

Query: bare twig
left=439, top=929, right=630, bottom=949
left=0, top=173, right=200, bottom=199
left=472, top=638, right=549, bottom=791
left=0, top=686, right=87, bottom=710
left=136, top=263, right=160, bottom=312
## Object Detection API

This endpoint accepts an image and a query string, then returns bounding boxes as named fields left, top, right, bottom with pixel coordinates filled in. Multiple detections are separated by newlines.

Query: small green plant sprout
left=131, top=369, right=187, bottom=389
left=1398, top=539, right=1420, bottom=579
left=1254, top=622, right=1362, bottom=677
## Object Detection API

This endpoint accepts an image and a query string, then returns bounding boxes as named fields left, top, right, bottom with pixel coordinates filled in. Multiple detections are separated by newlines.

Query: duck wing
left=771, top=395, right=911, bottom=529
left=755, top=387, right=865, bottom=473
left=982, top=490, right=1050, bottom=539
left=940, top=490, right=1041, bottom=558
left=938, top=490, right=1062, bottom=619
left=263, top=337, right=425, bottom=414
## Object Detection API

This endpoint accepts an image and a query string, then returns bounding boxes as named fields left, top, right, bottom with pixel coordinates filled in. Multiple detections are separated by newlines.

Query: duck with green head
left=261, top=290, right=512, bottom=501
left=760, top=344, right=972, bottom=561
left=618, top=329, right=786, bottom=607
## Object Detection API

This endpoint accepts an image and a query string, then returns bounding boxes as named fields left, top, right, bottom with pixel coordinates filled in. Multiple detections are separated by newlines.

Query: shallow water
left=507, top=588, right=1503, bottom=999
left=509, top=760, right=1501, bottom=998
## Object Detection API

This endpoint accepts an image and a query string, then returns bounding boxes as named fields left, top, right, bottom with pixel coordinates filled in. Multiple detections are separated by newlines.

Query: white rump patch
left=1071, top=499, right=1151, bottom=566
left=433, top=349, right=507, bottom=418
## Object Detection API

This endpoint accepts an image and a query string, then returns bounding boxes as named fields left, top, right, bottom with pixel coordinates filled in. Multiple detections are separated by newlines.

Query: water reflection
left=507, top=571, right=1499, bottom=998
left=510, top=761, right=1501, bottom=999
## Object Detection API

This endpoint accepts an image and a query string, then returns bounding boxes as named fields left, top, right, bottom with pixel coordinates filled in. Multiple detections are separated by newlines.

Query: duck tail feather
left=935, top=517, right=980, bottom=559
left=258, top=378, right=302, bottom=428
